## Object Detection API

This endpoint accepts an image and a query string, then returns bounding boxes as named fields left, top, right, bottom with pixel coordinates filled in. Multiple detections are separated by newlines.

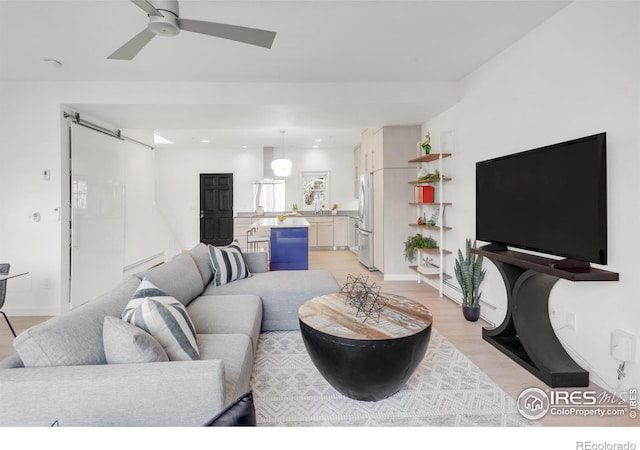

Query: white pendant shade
left=271, top=158, right=292, bottom=177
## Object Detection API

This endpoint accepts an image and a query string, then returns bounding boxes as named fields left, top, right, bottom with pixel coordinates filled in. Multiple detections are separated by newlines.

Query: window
left=300, top=171, right=330, bottom=211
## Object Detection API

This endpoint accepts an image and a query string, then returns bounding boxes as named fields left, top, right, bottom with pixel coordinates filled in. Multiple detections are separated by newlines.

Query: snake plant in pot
left=454, top=238, right=486, bottom=321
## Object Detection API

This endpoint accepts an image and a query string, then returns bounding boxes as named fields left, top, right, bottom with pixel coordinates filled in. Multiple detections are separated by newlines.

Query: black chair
left=0, top=263, right=16, bottom=337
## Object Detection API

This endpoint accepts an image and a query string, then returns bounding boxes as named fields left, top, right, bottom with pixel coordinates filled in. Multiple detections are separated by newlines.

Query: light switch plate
left=611, top=329, right=636, bottom=363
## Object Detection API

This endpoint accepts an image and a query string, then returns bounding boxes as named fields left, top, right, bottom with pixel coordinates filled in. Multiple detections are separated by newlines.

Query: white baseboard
left=383, top=274, right=419, bottom=281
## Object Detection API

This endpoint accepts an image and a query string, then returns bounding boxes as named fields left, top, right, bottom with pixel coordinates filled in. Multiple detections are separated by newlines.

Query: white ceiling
left=0, top=0, right=570, bottom=149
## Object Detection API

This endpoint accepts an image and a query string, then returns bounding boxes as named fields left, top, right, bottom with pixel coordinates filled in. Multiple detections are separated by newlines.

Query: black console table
left=472, top=244, right=619, bottom=387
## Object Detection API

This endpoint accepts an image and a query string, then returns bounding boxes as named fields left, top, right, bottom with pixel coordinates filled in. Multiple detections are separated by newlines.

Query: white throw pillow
left=208, top=241, right=251, bottom=286
left=122, top=278, right=200, bottom=361
left=103, top=316, right=169, bottom=364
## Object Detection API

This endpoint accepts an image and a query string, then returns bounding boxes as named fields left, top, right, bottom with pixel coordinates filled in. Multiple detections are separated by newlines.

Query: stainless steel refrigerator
left=357, top=173, right=375, bottom=270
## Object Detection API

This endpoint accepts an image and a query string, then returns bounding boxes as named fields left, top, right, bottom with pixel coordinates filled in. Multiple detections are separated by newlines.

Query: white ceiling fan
left=108, top=0, right=277, bottom=60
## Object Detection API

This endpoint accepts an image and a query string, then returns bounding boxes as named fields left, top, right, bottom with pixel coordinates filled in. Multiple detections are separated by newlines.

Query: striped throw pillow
left=122, top=278, right=200, bottom=361
left=208, top=241, right=251, bottom=286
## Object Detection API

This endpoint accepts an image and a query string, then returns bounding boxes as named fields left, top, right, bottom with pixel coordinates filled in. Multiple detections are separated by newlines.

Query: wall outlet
left=42, top=169, right=50, bottom=180
left=566, top=312, right=576, bottom=331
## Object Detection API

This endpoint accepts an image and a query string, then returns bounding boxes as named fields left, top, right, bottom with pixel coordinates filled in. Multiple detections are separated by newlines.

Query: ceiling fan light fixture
left=149, top=12, right=180, bottom=36
left=271, top=159, right=292, bottom=177
left=108, top=0, right=277, bottom=60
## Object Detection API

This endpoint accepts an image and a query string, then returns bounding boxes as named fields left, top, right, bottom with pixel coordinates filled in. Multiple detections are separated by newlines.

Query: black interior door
left=200, top=173, right=234, bottom=246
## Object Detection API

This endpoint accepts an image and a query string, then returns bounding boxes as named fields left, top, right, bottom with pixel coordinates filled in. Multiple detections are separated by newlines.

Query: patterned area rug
left=249, top=329, right=537, bottom=426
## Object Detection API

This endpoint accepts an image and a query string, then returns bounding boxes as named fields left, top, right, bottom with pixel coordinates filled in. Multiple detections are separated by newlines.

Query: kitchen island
left=250, top=217, right=310, bottom=271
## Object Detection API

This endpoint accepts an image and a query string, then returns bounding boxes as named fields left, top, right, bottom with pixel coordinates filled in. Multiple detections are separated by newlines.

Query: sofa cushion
left=122, top=278, right=200, bottom=361
left=197, top=333, right=253, bottom=405
left=208, top=242, right=251, bottom=286
left=0, top=360, right=227, bottom=426
left=202, top=270, right=341, bottom=331
left=187, top=243, right=214, bottom=286
left=13, top=275, right=141, bottom=367
left=136, top=252, right=204, bottom=307
left=242, top=252, right=268, bottom=274
left=187, top=294, right=262, bottom=353
left=103, top=316, right=169, bottom=364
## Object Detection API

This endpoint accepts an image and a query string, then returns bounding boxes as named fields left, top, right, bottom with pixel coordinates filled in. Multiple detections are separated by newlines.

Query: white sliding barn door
left=70, top=123, right=125, bottom=308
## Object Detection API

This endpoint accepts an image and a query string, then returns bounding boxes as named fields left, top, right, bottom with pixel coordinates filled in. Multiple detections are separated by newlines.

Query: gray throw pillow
left=103, top=316, right=169, bottom=364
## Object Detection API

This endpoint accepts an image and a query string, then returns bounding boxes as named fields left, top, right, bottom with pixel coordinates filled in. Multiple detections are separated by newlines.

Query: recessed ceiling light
left=312, top=145, right=319, bottom=148
left=314, top=139, right=321, bottom=142
left=201, top=139, right=209, bottom=143
left=241, top=145, right=247, bottom=149
left=153, top=133, right=173, bottom=144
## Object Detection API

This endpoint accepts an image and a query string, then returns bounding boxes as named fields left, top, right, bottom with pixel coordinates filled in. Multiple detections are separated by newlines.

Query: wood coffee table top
left=298, top=292, right=432, bottom=340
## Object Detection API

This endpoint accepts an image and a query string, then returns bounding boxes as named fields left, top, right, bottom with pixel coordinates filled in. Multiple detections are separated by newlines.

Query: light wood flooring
left=0, top=250, right=635, bottom=427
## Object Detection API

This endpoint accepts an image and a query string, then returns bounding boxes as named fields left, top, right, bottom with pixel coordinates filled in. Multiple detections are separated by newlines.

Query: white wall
left=423, top=1, right=640, bottom=392
left=154, top=146, right=263, bottom=250
left=122, top=134, right=182, bottom=268
left=277, top=146, right=358, bottom=212
left=153, top=145, right=357, bottom=249
left=0, top=81, right=445, bottom=316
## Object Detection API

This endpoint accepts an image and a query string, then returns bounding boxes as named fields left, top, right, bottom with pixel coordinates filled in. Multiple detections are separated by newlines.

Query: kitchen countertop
left=237, top=210, right=358, bottom=219
left=251, top=217, right=310, bottom=228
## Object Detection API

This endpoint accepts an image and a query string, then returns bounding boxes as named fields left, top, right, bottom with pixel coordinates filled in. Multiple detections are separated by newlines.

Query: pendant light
left=271, top=130, right=292, bottom=177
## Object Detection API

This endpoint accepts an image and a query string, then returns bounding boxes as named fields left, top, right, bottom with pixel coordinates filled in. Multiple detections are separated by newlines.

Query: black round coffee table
left=298, top=292, right=433, bottom=401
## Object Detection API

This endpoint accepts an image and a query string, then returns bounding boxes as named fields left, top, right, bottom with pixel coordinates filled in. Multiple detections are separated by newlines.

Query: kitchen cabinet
left=354, top=143, right=362, bottom=182
left=359, top=126, right=421, bottom=276
left=306, top=216, right=334, bottom=248
left=360, top=128, right=371, bottom=174
left=359, top=127, right=384, bottom=174
left=371, top=127, right=383, bottom=172
left=237, top=214, right=353, bottom=252
left=317, top=221, right=334, bottom=247
left=307, top=221, right=318, bottom=247
left=333, top=216, right=349, bottom=248
left=250, top=218, right=310, bottom=271
left=373, top=171, right=385, bottom=271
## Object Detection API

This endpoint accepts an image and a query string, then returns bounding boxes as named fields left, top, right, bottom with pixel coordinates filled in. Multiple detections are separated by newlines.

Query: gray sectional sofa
left=0, top=243, right=340, bottom=426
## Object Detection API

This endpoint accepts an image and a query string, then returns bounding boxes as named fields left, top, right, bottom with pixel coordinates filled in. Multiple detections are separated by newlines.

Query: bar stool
left=247, top=228, right=270, bottom=260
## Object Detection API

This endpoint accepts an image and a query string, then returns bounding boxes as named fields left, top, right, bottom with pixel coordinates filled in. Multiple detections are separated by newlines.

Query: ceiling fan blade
left=107, top=28, right=156, bottom=60
left=177, top=18, right=276, bottom=49
left=130, top=0, right=164, bottom=17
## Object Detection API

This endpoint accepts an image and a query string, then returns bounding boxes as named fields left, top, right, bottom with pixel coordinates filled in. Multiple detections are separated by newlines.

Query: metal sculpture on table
left=340, top=274, right=388, bottom=323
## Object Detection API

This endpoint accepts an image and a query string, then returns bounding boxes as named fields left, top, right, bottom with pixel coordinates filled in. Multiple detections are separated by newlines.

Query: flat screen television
left=475, top=132, right=607, bottom=265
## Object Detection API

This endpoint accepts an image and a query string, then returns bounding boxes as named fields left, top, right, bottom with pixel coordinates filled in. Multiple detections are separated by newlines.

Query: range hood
left=253, top=179, right=285, bottom=212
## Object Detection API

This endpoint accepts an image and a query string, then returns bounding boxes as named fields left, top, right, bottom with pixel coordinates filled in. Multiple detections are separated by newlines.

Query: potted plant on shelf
left=403, top=234, right=437, bottom=264
left=421, top=132, right=431, bottom=155
left=454, top=238, right=486, bottom=322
